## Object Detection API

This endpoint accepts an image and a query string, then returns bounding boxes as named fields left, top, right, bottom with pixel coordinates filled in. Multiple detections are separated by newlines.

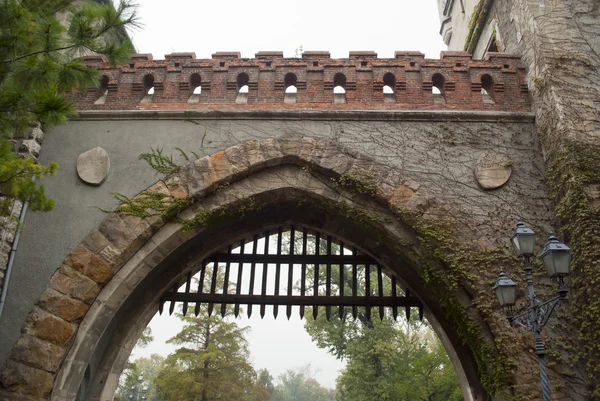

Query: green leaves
left=0, top=0, right=138, bottom=228
left=154, top=310, right=258, bottom=401
left=0, top=0, right=138, bottom=134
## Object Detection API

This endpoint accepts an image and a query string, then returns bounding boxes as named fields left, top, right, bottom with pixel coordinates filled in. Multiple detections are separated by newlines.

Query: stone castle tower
left=435, top=0, right=600, bottom=399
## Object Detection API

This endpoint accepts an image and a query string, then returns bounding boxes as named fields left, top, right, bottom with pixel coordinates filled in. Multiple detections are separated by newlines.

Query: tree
left=305, top=312, right=463, bottom=401
left=0, top=0, right=137, bottom=222
left=256, top=369, right=276, bottom=399
left=154, top=310, right=257, bottom=401
left=298, top=247, right=463, bottom=401
left=272, top=366, right=331, bottom=401
left=115, top=353, right=165, bottom=401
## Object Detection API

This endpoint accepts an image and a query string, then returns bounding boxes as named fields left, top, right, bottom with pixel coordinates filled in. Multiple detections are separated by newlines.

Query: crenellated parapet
left=74, top=51, right=531, bottom=111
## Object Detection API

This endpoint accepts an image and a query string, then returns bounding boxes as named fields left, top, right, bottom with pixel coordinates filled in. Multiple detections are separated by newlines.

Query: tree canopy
left=0, top=0, right=137, bottom=221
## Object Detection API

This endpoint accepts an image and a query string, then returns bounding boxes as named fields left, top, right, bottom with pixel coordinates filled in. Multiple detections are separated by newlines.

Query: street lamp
left=129, top=376, right=147, bottom=401
left=494, top=221, right=571, bottom=401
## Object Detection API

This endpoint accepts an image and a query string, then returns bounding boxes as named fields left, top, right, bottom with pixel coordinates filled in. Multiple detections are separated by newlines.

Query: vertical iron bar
left=326, top=236, right=332, bottom=320
left=405, top=288, right=411, bottom=322
left=339, top=242, right=345, bottom=320
left=377, top=265, right=384, bottom=320
left=220, top=246, right=232, bottom=318
left=234, top=240, right=244, bottom=318
left=182, top=271, right=192, bottom=316
left=365, top=264, right=371, bottom=321
left=260, top=231, right=269, bottom=319
left=208, top=262, right=218, bottom=316
left=300, top=228, right=307, bottom=319
left=313, top=232, right=321, bottom=320
left=195, top=261, right=207, bottom=315
left=169, top=281, right=178, bottom=316
left=523, top=256, right=552, bottom=401
left=352, top=248, right=358, bottom=320
left=247, top=234, right=258, bottom=318
left=274, top=228, right=282, bottom=319
left=391, top=276, right=398, bottom=321
left=287, top=227, right=295, bottom=320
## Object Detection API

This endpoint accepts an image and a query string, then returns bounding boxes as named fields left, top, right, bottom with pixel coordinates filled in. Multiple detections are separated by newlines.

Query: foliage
left=154, top=310, right=257, bottom=401
left=332, top=319, right=462, bottom=401
left=464, top=0, right=486, bottom=53
left=540, top=135, right=600, bottom=395
left=139, top=147, right=181, bottom=175
left=0, top=0, right=137, bottom=222
left=0, top=138, right=57, bottom=224
left=137, top=327, right=154, bottom=348
left=396, top=208, right=515, bottom=397
left=104, top=189, right=188, bottom=220
left=305, top=306, right=462, bottom=401
left=272, top=366, right=332, bottom=401
left=115, top=353, right=165, bottom=401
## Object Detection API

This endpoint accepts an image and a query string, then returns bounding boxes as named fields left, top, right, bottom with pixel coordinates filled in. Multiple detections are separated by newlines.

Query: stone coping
left=73, top=109, right=536, bottom=123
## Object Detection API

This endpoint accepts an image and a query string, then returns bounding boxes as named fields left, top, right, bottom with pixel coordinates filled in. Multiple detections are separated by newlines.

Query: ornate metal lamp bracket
left=509, top=296, right=563, bottom=332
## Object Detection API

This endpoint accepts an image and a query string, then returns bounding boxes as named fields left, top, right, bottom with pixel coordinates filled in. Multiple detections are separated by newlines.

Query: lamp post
left=129, top=376, right=148, bottom=401
left=493, top=221, right=571, bottom=401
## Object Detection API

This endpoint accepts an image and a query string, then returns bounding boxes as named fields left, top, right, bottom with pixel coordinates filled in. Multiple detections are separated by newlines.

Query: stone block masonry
left=74, top=51, right=530, bottom=112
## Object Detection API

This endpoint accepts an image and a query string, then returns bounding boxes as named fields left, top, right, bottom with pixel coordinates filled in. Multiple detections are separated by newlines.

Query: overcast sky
left=127, top=0, right=447, bottom=390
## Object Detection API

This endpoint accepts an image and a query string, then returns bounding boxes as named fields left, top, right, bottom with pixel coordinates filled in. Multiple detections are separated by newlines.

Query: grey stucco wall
left=0, top=114, right=548, bottom=368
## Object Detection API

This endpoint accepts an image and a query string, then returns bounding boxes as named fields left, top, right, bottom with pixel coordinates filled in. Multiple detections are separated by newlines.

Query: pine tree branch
left=0, top=46, right=74, bottom=64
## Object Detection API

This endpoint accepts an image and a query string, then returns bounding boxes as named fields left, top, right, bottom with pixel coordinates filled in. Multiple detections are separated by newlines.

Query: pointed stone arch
left=1, top=136, right=512, bottom=401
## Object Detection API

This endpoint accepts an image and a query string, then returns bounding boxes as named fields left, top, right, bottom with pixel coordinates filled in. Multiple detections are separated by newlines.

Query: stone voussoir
left=22, top=307, right=73, bottom=346
left=84, top=254, right=115, bottom=285
left=277, top=135, right=304, bottom=162
left=37, top=289, right=88, bottom=323
left=63, top=244, right=91, bottom=273
left=11, top=335, right=64, bottom=373
left=49, top=265, right=100, bottom=305
left=224, top=143, right=251, bottom=177
left=98, top=213, right=139, bottom=254
left=0, top=361, right=54, bottom=398
left=208, top=150, right=234, bottom=184
left=165, top=176, right=188, bottom=200
left=259, top=137, right=284, bottom=167
left=242, top=139, right=267, bottom=172
left=81, top=230, right=110, bottom=254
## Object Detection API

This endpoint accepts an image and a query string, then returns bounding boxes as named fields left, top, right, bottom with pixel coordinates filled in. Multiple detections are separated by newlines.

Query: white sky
left=125, top=0, right=447, bottom=390
left=126, top=0, right=446, bottom=60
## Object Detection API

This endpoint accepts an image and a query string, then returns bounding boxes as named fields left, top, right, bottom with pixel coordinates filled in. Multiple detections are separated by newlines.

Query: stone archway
left=1, top=136, right=518, bottom=401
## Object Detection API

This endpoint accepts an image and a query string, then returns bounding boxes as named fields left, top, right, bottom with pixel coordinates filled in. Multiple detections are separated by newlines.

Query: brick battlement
left=73, top=51, right=531, bottom=112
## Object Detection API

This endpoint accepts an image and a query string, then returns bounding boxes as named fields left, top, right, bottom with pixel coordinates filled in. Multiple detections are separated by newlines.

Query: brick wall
left=73, top=51, right=531, bottom=112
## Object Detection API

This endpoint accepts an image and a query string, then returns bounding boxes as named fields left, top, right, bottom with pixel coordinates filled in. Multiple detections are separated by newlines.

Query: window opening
left=94, top=75, right=109, bottom=105
left=284, top=73, right=298, bottom=103
left=432, top=73, right=446, bottom=104
left=481, top=74, right=495, bottom=105
left=188, top=73, right=202, bottom=104
left=333, top=73, right=347, bottom=104
left=141, top=74, right=154, bottom=104
left=487, top=33, right=500, bottom=53
left=383, top=72, right=396, bottom=103
left=236, top=73, right=250, bottom=104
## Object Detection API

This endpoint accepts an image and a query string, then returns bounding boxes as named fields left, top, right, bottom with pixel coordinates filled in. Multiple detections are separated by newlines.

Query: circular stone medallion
left=475, top=151, right=512, bottom=190
left=76, top=147, right=110, bottom=186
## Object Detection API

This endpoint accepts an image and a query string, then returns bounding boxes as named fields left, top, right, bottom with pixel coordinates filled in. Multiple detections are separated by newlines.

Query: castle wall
left=75, top=51, right=530, bottom=112
left=0, top=111, right=545, bottom=378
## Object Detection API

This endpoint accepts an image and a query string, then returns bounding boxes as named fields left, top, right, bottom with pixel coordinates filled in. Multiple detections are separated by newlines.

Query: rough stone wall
left=0, top=109, right=555, bottom=401
left=75, top=52, right=530, bottom=111
left=434, top=0, right=600, bottom=398
left=0, top=128, right=551, bottom=401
